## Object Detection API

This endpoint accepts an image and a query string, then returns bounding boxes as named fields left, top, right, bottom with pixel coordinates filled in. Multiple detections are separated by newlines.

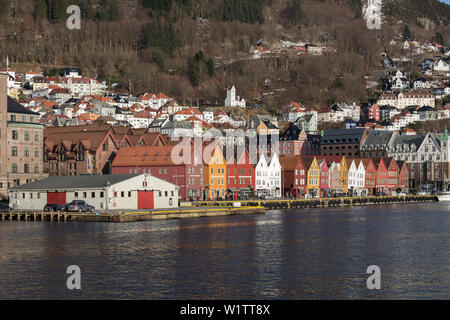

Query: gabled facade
left=226, top=148, right=255, bottom=198
left=318, top=159, right=329, bottom=197
left=328, top=162, right=341, bottom=193
left=375, top=158, right=388, bottom=192
left=280, top=156, right=306, bottom=198
left=255, top=153, right=281, bottom=197
left=303, top=157, right=320, bottom=197
left=204, top=144, right=227, bottom=200
left=362, top=159, right=376, bottom=194
left=397, top=161, right=409, bottom=192
left=339, top=156, right=349, bottom=194
left=386, top=158, right=399, bottom=193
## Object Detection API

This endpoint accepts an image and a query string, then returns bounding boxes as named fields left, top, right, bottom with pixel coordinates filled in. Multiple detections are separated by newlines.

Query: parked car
left=66, top=200, right=95, bottom=213
left=58, top=203, right=70, bottom=212
left=44, top=204, right=60, bottom=212
left=334, top=193, right=346, bottom=198
left=416, top=191, right=431, bottom=196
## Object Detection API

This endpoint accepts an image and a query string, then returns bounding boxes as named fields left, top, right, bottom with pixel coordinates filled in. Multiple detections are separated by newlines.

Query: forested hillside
left=0, top=0, right=449, bottom=108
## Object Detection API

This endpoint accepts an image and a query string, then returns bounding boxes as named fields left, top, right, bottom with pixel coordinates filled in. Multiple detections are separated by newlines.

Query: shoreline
left=0, top=195, right=438, bottom=223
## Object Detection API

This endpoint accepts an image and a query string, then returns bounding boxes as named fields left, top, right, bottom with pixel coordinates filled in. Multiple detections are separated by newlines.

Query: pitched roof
left=7, top=97, right=39, bottom=115
left=279, top=156, right=301, bottom=171
left=12, top=174, right=140, bottom=190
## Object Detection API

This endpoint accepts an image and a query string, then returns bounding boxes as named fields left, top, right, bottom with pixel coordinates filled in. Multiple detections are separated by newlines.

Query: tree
left=0, top=0, right=11, bottom=18
left=284, top=0, right=304, bottom=28
left=402, top=25, right=411, bottom=40
left=433, top=32, right=445, bottom=46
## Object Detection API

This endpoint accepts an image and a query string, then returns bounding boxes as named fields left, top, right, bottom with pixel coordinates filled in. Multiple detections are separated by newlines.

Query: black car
left=44, top=204, right=60, bottom=212
left=66, top=200, right=95, bottom=213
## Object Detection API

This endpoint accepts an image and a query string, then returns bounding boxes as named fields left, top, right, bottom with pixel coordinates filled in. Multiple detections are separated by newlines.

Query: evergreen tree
left=402, top=25, right=411, bottom=40
left=0, top=0, right=10, bottom=18
left=433, top=32, right=445, bottom=46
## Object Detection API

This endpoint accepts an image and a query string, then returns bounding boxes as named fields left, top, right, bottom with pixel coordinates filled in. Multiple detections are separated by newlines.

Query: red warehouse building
left=111, top=145, right=204, bottom=200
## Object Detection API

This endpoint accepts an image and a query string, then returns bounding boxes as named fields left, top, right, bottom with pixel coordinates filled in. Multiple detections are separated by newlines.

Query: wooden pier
left=192, top=195, right=439, bottom=210
left=0, top=206, right=266, bottom=223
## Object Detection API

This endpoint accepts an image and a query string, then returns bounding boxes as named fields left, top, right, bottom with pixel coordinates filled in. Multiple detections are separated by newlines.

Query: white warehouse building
left=10, top=174, right=179, bottom=211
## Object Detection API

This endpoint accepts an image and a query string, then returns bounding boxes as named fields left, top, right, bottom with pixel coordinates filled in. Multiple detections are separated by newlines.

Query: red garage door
left=47, top=192, right=67, bottom=205
left=138, top=191, right=154, bottom=209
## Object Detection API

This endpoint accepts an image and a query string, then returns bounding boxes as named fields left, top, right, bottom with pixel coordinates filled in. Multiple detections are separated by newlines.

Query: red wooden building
left=386, top=157, right=399, bottom=193
left=280, top=156, right=307, bottom=198
left=317, top=159, right=330, bottom=197
left=111, top=144, right=204, bottom=200
left=397, top=161, right=409, bottom=192
left=225, top=148, right=255, bottom=199
left=375, top=158, right=388, bottom=193
left=362, top=158, right=376, bottom=195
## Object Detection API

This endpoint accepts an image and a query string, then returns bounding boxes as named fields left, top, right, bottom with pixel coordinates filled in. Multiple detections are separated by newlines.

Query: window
left=74, top=192, right=79, bottom=198
left=24, top=131, right=30, bottom=141
left=128, top=192, right=132, bottom=197
left=91, top=192, right=95, bottom=198
left=83, top=192, right=87, bottom=198
left=12, top=130, right=18, bottom=140
left=24, top=147, right=30, bottom=157
left=100, top=192, right=104, bottom=198
left=24, top=164, right=29, bottom=173
left=34, top=164, right=39, bottom=173
left=12, top=146, right=17, bottom=157
left=12, top=163, right=18, bottom=173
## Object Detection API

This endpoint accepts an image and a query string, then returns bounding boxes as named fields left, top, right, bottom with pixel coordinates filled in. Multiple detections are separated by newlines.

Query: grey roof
left=11, top=174, right=140, bottom=191
left=163, top=121, right=192, bottom=130
left=7, top=97, right=39, bottom=115
left=149, top=119, right=166, bottom=127
left=321, top=128, right=366, bottom=144
left=361, top=131, right=395, bottom=148
left=391, top=134, right=426, bottom=147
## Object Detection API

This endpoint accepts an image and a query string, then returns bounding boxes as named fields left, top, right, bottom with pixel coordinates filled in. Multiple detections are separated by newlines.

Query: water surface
left=0, top=203, right=448, bottom=299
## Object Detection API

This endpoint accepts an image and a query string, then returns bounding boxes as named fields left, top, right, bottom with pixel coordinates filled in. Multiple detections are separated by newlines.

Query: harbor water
left=0, top=202, right=448, bottom=299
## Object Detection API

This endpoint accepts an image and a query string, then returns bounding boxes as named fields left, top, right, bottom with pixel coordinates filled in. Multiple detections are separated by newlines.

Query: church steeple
left=441, top=126, right=450, bottom=141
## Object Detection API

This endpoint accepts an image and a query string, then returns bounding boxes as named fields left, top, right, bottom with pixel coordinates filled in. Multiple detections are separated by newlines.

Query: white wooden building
left=10, top=174, right=179, bottom=211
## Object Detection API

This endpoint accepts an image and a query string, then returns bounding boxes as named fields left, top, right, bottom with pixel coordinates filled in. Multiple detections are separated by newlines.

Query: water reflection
left=0, top=203, right=448, bottom=299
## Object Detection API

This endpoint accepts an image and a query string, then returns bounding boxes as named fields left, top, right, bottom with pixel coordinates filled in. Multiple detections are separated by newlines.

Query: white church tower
left=225, top=86, right=246, bottom=108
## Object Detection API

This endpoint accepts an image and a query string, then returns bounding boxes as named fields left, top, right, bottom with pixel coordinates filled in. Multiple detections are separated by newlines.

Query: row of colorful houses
left=110, top=142, right=410, bottom=200
left=280, top=155, right=409, bottom=198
